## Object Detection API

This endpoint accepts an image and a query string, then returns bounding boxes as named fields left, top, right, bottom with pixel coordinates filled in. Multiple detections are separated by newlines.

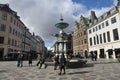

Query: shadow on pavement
left=21, top=65, right=37, bottom=67
left=93, top=61, right=119, bottom=64
left=66, top=63, right=94, bottom=69
left=67, top=71, right=91, bottom=75
left=0, top=70, right=8, bottom=73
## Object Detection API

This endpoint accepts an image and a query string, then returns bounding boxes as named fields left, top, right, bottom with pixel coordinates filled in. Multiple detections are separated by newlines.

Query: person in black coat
left=28, top=53, right=32, bottom=66
left=59, top=53, right=66, bottom=75
left=39, top=57, right=47, bottom=69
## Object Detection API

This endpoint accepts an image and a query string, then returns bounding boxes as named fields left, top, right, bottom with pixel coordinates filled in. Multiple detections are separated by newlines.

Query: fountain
left=53, top=16, right=69, bottom=57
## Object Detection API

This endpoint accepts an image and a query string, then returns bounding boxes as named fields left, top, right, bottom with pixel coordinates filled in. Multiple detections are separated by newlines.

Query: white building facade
left=88, top=4, right=120, bottom=59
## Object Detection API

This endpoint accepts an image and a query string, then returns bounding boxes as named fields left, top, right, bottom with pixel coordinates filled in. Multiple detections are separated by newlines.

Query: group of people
left=89, top=53, right=97, bottom=61
left=36, top=53, right=67, bottom=75
left=16, top=53, right=67, bottom=75
left=17, top=53, right=33, bottom=67
left=54, top=53, right=66, bottom=75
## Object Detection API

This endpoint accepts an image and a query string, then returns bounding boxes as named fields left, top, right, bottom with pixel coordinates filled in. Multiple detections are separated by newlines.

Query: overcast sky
left=0, top=0, right=117, bottom=49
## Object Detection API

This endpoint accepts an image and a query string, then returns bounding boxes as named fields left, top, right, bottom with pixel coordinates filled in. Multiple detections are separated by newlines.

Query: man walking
left=59, top=53, right=66, bottom=75
left=39, top=57, right=47, bottom=69
left=17, top=54, right=23, bottom=67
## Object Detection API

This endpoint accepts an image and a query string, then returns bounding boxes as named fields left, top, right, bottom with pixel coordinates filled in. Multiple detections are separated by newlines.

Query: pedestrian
left=59, top=53, right=66, bottom=75
left=36, top=54, right=42, bottom=66
left=39, top=57, right=47, bottom=69
left=94, top=53, right=97, bottom=61
left=17, top=54, right=23, bottom=67
left=91, top=53, right=94, bottom=61
left=28, top=53, right=32, bottom=66
left=54, top=54, right=59, bottom=70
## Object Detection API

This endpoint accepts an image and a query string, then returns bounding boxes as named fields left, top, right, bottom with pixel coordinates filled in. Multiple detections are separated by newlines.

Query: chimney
left=90, top=11, right=97, bottom=24
left=117, top=0, right=120, bottom=6
left=33, top=32, right=35, bottom=36
left=5, top=3, right=9, bottom=7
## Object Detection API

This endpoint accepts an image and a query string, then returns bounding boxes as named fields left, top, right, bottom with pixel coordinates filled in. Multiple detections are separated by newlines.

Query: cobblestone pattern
left=0, top=59, right=120, bottom=80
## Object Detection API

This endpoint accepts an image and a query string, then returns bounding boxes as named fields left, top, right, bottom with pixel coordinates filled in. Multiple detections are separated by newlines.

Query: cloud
left=113, top=0, right=117, bottom=6
left=0, top=0, right=115, bottom=48
left=0, top=0, right=86, bottom=47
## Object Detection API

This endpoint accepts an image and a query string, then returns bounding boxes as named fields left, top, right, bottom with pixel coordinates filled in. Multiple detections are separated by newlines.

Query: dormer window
left=111, top=17, right=116, bottom=24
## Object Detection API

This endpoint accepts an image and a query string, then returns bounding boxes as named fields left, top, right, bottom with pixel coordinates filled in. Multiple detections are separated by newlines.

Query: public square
left=0, top=59, right=120, bottom=80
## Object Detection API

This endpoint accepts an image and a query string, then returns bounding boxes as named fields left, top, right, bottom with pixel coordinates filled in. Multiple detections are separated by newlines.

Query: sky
left=0, top=0, right=117, bottom=49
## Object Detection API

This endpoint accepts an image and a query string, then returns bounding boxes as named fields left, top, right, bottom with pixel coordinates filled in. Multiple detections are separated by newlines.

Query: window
left=103, top=33, right=106, bottom=43
left=0, top=24, right=6, bottom=31
left=105, top=21, right=109, bottom=26
left=107, top=11, right=110, bottom=15
left=93, top=28, right=95, bottom=32
left=102, top=23, right=104, bottom=28
left=113, top=28, right=119, bottom=41
left=11, top=17, right=13, bottom=23
left=89, top=29, right=91, bottom=34
left=82, top=40, right=83, bottom=44
left=8, top=38, right=11, bottom=45
left=95, top=26, right=98, bottom=31
left=14, top=20, right=16, bottom=25
left=2, top=13, right=7, bottom=20
left=0, top=37, right=4, bottom=44
left=12, top=39, right=14, bottom=46
left=84, top=39, right=87, bottom=44
left=100, top=34, right=102, bottom=43
left=97, top=35, right=99, bottom=44
left=84, top=31, right=86, bottom=35
left=111, top=17, right=116, bottom=24
left=89, top=38, right=92, bottom=46
left=98, top=25, right=101, bottom=30
left=9, top=27, right=12, bottom=33
left=13, top=29, right=15, bottom=35
left=15, top=40, right=17, bottom=46
left=107, top=31, right=111, bottom=42
left=15, top=31, right=17, bottom=36
left=94, top=36, right=96, bottom=45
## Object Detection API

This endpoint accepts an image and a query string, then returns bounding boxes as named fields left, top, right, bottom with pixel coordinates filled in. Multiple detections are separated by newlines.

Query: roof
left=83, top=17, right=91, bottom=25
left=75, top=21, right=80, bottom=29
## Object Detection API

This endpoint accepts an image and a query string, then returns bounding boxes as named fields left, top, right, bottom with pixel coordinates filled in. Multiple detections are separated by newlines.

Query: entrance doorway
left=84, top=50, right=88, bottom=58
left=114, top=48, right=120, bottom=58
left=0, top=48, right=4, bottom=59
left=99, top=49, right=105, bottom=58
left=108, top=49, right=113, bottom=58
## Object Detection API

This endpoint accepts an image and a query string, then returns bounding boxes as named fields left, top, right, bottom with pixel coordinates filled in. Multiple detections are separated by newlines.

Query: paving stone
left=71, top=77, right=80, bottom=80
left=0, top=59, right=120, bottom=80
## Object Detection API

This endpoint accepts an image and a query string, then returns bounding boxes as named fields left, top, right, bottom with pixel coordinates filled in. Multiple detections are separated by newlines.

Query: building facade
left=88, top=1, right=120, bottom=59
left=0, top=4, right=45, bottom=60
left=73, top=16, right=90, bottom=58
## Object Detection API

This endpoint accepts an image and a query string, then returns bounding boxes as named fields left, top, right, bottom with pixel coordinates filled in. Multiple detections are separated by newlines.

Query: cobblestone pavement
left=0, top=59, right=120, bottom=80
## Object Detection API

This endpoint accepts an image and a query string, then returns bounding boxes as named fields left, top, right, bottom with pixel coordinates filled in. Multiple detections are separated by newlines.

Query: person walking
left=94, top=53, right=97, bottom=61
left=28, top=53, right=32, bottom=66
left=17, top=54, right=23, bottom=67
left=36, top=54, right=42, bottom=66
left=59, top=53, right=66, bottom=75
left=54, top=54, right=59, bottom=70
left=39, top=57, right=47, bottom=69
